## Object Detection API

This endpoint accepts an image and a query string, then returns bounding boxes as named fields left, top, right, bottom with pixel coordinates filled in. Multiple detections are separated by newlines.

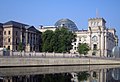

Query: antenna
left=96, top=8, right=99, bottom=18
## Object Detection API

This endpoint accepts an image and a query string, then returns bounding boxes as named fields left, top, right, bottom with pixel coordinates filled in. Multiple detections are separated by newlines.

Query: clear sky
left=0, top=0, right=120, bottom=45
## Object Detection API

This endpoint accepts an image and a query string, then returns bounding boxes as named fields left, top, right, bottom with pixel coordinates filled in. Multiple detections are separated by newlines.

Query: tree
left=54, top=27, right=76, bottom=53
left=41, top=27, right=76, bottom=53
left=78, top=71, right=90, bottom=81
left=18, top=42, right=23, bottom=52
left=78, top=43, right=89, bottom=55
left=41, top=30, right=54, bottom=52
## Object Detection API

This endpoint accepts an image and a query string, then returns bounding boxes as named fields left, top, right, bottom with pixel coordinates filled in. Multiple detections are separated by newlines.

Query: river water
left=0, top=65, right=120, bottom=82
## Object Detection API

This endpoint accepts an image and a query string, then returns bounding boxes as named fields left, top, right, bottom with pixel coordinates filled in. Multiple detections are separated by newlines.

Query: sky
left=0, top=0, right=120, bottom=45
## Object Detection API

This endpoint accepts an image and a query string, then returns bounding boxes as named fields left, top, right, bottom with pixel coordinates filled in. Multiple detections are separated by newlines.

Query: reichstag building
left=39, top=17, right=118, bottom=57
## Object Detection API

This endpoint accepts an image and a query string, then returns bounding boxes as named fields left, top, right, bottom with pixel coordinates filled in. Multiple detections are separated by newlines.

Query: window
left=16, top=46, right=18, bottom=50
left=0, top=31, right=1, bottom=35
left=16, top=38, right=18, bottom=44
left=92, top=36, right=98, bottom=42
left=16, top=31, right=18, bottom=35
left=79, top=43, right=81, bottom=45
left=8, top=38, right=10, bottom=42
left=92, top=52, right=96, bottom=56
left=91, top=22, right=93, bottom=26
left=7, top=46, right=10, bottom=50
left=74, top=43, right=76, bottom=45
left=4, top=31, right=6, bottom=35
left=74, top=47, right=76, bottom=50
left=93, top=72, right=97, bottom=78
left=93, top=44, right=97, bottom=50
left=8, top=31, right=10, bottom=35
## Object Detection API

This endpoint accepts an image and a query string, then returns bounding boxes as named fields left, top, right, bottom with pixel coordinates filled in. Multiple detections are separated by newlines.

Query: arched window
left=93, top=44, right=97, bottom=50
left=92, top=36, right=98, bottom=42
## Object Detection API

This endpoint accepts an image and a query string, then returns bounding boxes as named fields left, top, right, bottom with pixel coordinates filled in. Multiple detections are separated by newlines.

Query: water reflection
left=0, top=65, right=120, bottom=82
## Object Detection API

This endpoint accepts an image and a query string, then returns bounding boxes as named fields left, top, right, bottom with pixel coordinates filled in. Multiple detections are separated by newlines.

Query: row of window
left=4, top=31, right=11, bottom=35
left=4, top=31, right=18, bottom=35
left=90, top=22, right=100, bottom=26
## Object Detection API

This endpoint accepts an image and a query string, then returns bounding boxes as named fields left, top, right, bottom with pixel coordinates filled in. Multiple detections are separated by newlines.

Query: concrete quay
left=0, top=56, right=120, bottom=67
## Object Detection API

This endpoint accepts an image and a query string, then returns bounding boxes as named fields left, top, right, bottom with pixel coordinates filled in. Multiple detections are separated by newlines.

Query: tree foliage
left=41, top=27, right=76, bottom=53
left=78, top=43, right=89, bottom=55
left=41, top=30, right=54, bottom=52
left=78, top=71, right=90, bottom=81
left=18, top=42, right=23, bottom=52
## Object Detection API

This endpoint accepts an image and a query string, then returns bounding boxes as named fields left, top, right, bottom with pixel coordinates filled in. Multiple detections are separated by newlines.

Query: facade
left=71, top=18, right=118, bottom=57
left=2, top=21, right=41, bottom=52
left=39, top=18, right=118, bottom=57
left=0, top=23, right=3, bottom=47
left=0, top=18, right=118, bottom=56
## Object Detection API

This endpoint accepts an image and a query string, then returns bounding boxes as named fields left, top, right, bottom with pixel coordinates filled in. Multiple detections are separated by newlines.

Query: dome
left=112, top=46, right=120, bottom=58
left=112, top=68, right=120, bottom=80
left=55, top=18, right=78, bottom=31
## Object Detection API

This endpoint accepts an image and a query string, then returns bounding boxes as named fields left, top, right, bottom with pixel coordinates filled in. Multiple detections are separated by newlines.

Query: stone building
left=39, top=26, right=57, bottom=32
left=0, top=23, right=3, bottom=47
left=2, top=21, right=41, bottom=52
left=71, top=18, right=118, bottom=57
left=39, top=18, right=118, bottom=57
left=25, top=26, right=41, bottom=52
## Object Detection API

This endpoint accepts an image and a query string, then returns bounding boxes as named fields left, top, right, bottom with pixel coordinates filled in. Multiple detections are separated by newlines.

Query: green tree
left=78, top=71, right=90, bottom=81
left=78, top=43, right=89, bottom=55
left=41, top=27, right=76, bottom=53
left=41, top=30, right=54, bottom=52
left=54, top=27, right=76, bottom=53
left=18, top=42, right=23, bottom=52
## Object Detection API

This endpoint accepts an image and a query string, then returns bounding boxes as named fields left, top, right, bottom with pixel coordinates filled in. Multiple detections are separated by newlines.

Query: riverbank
left=0, top=57, right=120, bottom=67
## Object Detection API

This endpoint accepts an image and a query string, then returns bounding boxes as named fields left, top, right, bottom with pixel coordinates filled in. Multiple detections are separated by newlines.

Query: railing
left=0, top=51, right=119, bottom=60
left=0, top=51, right=80, bottom=58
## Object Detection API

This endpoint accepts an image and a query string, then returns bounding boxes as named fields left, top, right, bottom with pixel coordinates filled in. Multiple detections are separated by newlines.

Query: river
left=0, top=65, right=120, bottom=82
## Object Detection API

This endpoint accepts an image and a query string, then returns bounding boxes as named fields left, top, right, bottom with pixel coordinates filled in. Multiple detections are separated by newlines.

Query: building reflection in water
left=0, top=66, right=120, bottom=82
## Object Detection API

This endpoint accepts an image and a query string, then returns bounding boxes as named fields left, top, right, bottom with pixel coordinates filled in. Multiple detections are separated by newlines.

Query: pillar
left=25, top=30, right=28, bottom=51
left=98, top=34, right=101, bottom=57
left=101, top=32, right=105, bottom=57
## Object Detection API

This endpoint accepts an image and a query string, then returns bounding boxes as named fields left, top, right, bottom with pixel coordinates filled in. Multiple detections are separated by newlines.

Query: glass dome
left=112, top=46, right=120, bottom=58
left=55, top=18, right=78, bottom=31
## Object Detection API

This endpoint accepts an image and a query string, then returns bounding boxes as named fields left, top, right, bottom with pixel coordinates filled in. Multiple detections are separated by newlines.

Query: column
left=98, top=33, right=101, bottom=57
left=20, top=27, right=22, bottom=42
left=32, top=33, right=33, bottom=51
left=101, top=32, right=104, bottom=57
left=25, top=30, right=28, bottom=51
left=89, top=34, right=92, bottom=56
left=35, top=33, right=36, bottom=51
left=104, top=34, right=107, bottom=57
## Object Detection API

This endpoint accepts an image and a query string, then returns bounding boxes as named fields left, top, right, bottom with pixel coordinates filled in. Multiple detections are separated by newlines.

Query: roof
left=0, top=23, right=3, bottom=27
left=55, top=18, right=78, bottom=31
left=26, top=26, right=41, bottom=33
left=88, top=18, right=106, bottom=23
left=4, top=21, right=29, bottom=27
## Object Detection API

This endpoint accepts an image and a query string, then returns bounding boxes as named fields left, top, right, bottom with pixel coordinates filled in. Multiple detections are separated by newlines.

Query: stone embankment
left=0, top=56, right=120, bottom=67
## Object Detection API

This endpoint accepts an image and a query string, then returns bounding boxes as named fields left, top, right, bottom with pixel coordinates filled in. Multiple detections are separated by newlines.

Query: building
left=71, top=18, right=118, bottom=57
left=2, top=21, right=41, bottom=52
left=39, top=25, right=57, bottom=32
left=0, top=23, right=3, bottom=48
left=25, top=26, right=41, bottom=52
left=39, top=18, right=118, bottom=57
